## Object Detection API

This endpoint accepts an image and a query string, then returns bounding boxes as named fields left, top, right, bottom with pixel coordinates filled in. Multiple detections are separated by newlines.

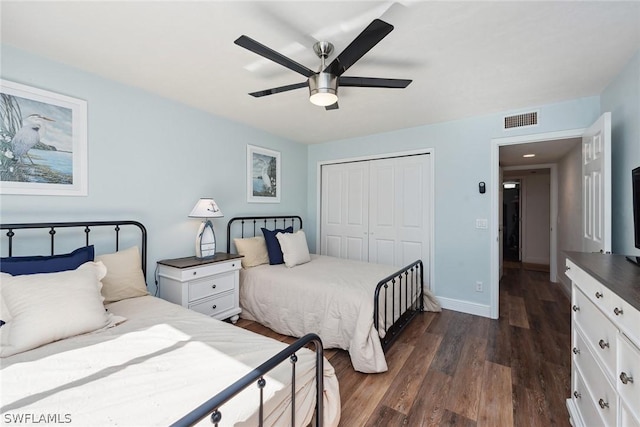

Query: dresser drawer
left=573, top=328, right=609, bottom=393
left=189, top=271, right=235, bottom=302
left=572, top=367, right=608, bottom=427
left=622, top=402, right=640, bottom=427
left=618, top=331, right=640, bottom=420
left=189, top=292, right=235, bottom=317
left=608, top=296, right=640, bottom=346
left=567, top=259, right=608, bottom=308
left=573, top=328, right=617, bottom=427
left=573, top=287, right=617, bottom=379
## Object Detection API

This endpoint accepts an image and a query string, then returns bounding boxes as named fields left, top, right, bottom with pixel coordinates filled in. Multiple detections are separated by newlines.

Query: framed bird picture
left=0, top=80, right=87, bottom=196
left=247, top=144, right=281, bottom=203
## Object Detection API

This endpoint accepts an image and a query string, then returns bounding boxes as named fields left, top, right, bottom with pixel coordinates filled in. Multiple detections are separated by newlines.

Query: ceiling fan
left=234, top=19, right=412, bottom=110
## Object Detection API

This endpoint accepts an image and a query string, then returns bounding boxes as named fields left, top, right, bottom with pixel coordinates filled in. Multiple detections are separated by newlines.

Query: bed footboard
left=171, top=333, right=324, bottom=427
left=374, top=260, right=424, bottom=350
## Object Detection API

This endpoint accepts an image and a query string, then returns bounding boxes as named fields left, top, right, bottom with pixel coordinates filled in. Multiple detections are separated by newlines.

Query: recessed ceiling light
left=523, top=154, right=536, bottom=158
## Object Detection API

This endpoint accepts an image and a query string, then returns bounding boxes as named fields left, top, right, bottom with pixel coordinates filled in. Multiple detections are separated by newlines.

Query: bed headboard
left=226, top=215, right=302, bottom=253
left=0, top=220, right=147, bottom=278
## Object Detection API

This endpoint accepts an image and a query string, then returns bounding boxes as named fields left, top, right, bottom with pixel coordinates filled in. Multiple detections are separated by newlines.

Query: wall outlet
left=475, top=281, right=483, bottom=292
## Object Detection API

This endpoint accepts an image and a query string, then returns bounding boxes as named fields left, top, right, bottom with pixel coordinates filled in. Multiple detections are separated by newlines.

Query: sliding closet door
left=320, top=162, right=369, bottom=261
left=369, top=155, right=431, bottom=267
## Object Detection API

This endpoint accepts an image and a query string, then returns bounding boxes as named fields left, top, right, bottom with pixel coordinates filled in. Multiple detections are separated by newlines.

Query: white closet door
left=369, top=155, right=430, bottom=268
left=320, top=162, right=369, bottom=261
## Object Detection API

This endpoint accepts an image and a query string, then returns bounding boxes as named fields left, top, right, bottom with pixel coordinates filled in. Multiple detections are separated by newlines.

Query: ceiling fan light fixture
left=309, top=72, right=338, bottom=107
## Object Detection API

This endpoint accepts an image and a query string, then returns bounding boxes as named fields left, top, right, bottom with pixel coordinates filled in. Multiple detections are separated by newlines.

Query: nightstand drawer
left=189, top=292, right=235, bottom=318
left=166, top=260, right=240, bottom=282
left=189, top=271, right=235, bottom=302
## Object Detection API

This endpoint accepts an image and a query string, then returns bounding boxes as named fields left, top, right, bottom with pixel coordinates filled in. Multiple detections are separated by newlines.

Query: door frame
left=490, top=129, right=584, bottom=319
left=316, top=148, right=435, bottom=292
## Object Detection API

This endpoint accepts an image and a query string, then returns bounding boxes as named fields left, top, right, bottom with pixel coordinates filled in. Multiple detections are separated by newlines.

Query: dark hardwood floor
left=236, top=265, right=572, bottom=426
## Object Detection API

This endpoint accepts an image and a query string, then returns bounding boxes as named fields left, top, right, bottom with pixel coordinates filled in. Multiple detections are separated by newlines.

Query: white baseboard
left=437, top=297, right=492, bottom=318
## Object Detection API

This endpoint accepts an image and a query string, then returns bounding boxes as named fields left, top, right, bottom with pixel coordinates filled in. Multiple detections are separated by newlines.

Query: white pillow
left=96, top=246, right=149, bottom=303
left=234, top=236, right=270, bottom=268
left=275, top=230, right=311, bottom=268
left=0, top=262, right=116, bottom=357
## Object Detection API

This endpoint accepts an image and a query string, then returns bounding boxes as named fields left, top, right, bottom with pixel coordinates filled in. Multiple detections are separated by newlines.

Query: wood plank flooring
left=236, top=266, right=572, bottom=426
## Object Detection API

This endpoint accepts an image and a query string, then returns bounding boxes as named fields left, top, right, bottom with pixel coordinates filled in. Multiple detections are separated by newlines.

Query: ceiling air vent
left=503, top=111, right=538, bottom=130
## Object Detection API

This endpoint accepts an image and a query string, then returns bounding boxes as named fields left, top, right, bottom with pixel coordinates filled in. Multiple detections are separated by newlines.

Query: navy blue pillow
left=0, top=245, right=95, bottom=276
left=261, top=227, right=293, bottom=265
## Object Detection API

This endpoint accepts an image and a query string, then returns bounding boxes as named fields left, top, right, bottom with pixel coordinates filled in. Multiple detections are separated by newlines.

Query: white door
left=369, top=155, right=430, bottom=267
left=499, top=167, right=504, bottom=279
left=320, top=162, right=369, bottom=261
left=582, top=112, right=611, bottom=253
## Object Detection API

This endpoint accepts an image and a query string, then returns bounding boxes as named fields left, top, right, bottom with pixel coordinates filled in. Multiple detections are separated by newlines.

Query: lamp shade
left=189, top=198, right=223, bottom=218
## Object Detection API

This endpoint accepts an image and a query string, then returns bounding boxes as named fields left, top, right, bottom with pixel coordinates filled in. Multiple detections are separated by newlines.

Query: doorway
left=502, top=179, right=521, bottom=263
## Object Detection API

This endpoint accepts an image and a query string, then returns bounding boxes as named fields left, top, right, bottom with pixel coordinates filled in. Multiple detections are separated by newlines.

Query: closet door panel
left=369, top=159, right=397, bottom=265
left=321, top=162, right=369, bottom=261
left=369, top=155, right=431, bottom=268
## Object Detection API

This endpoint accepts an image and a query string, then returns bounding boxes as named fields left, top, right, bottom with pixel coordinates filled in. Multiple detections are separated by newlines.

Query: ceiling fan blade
left=323, top=19, right=394, bottom=77
left=249, top=82, right=308, bottom=98
left=325, top=102, right=339, bottom=111
left=235, top=35, right=315, bottom=78
left=339, top=76, right=412, bottom=88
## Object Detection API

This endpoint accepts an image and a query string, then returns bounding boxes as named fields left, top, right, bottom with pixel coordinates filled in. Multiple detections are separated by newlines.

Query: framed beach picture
left=0, top=80, right=88, bottom=196
left=247, top=144, right=280, bottom=203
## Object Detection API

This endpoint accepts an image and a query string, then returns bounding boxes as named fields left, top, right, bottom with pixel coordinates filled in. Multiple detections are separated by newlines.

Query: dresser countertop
left=565, top=251, right=640, bottom=312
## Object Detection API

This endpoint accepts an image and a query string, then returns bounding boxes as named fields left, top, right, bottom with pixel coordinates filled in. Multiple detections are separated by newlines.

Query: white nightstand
left=157, top=253, right=243, bottom=323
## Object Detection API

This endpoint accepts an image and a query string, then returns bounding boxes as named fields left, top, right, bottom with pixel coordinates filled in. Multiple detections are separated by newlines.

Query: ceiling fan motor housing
left=309, top=72, right=338, bottom=105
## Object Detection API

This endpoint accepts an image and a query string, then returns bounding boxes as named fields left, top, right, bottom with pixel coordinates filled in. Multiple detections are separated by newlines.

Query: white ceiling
left=500, top=137, right=581, bottom=167
left=2, top=1, right=639, bottom=145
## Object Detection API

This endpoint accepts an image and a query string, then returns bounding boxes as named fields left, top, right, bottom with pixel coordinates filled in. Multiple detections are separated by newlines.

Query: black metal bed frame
left=226, top=215, right=425, bottom=351
left=1, top=220, right=326, bottom=427
left=1, top=220, right=148, bottom=278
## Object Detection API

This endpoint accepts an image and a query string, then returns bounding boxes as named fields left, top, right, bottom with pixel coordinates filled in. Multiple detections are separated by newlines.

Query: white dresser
left=565, top=252, right=640, bottom=427
left=158, top=253, right=242, bottom=323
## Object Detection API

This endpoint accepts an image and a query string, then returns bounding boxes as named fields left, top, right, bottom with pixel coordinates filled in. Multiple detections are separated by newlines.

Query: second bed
left=227, top=215, right=440, bottom=373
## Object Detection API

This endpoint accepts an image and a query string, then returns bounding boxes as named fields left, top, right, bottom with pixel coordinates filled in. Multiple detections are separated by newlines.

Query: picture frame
left=247, top=144, right=280, bottom=203
left=0, top=80, right=88, bottom=196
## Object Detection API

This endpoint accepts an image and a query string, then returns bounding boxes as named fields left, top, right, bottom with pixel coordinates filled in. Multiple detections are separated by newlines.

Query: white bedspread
left=240, top=255, right=428, bottom=373
left=1, top=296, right=340, bottom=426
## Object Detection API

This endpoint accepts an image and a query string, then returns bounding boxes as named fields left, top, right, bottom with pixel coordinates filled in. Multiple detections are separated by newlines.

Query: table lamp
left=189, top=198, right=223, bottom=258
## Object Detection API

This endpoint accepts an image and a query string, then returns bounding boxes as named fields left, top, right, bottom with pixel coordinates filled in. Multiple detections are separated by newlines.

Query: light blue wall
left=307, top=97, right=601, bottom=306
left=601, top=50, right=640, bottom=257
left=0, top=45, right=308, bottom=290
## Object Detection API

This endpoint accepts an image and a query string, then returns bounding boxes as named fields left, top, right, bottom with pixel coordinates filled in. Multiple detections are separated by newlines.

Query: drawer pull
left=212, top=304, right=217, bottom=310
left=572, top=305, right=580, bottom=312
left=595, top=291, right=603, bottom=299
left=613, top=307, right=623, bottom=316
left=572, top=347, right=580, bottom=355
left=211, top=284, right=217, bottom=289
left=573, top=391, right=581, bottom=399
left=620, top=372, right=634, bottom=385
left=598, top=339, right=610, bottom=349
left=598, top=399, right=609, bottom=409
left=565, top=265, right=570, bottom=272
left=193, top=271, right=197, bottom=276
